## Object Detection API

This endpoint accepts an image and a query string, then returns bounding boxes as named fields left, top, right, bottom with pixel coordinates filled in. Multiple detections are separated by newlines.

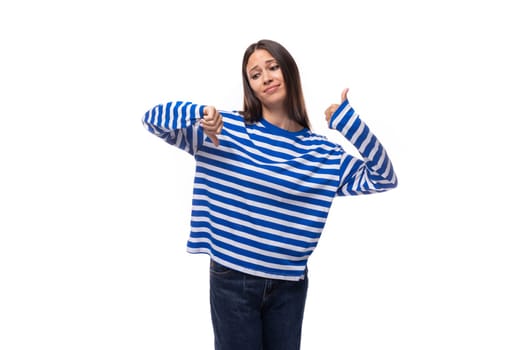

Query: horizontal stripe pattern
left=143, top=100, right=397, bottom=280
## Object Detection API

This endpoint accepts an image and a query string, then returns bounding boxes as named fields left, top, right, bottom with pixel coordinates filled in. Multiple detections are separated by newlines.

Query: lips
left=264, top=85, right=280, bottom=94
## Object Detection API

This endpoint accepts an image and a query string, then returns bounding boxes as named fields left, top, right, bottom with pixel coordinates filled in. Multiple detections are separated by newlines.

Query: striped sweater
left=142, top=100, right=397, bottom=281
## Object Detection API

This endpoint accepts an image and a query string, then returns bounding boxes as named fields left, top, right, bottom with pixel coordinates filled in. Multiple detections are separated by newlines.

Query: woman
left=142, top=39, right=397, bottom=350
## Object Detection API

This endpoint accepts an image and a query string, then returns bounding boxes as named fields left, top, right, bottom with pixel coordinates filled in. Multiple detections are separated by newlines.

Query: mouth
left=264, top=84, right=280, bottom=94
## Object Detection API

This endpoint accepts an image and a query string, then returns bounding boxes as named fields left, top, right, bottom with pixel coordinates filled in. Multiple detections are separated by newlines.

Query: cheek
left=249, top=77, right=261, bottom=87
left=249, top=81, right=263, bottom=98
left=274, top=69, right=285, bottom=81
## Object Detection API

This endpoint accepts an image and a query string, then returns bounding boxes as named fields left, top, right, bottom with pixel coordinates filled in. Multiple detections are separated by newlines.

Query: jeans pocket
left=209, top=259, right=234, bottom=276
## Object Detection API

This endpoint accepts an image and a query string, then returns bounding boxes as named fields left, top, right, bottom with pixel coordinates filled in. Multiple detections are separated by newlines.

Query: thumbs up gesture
left=324, top=88, right=349, bottom=124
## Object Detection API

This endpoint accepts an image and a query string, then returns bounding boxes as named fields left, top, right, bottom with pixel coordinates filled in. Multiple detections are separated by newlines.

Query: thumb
left=209, top=134, right=220, bottom=147
left=341, top=88, right=349, bottom=103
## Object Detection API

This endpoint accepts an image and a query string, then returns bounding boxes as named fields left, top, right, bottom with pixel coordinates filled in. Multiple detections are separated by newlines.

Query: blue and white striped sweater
left=142, top=100, right=397, bottom=280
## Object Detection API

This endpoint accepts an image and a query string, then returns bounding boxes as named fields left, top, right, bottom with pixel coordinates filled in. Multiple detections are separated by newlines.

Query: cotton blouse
left=142, top=100, right=397, bottom=281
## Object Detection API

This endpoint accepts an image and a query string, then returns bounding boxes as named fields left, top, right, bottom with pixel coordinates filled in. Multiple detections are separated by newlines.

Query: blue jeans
left=209, top=260, right=308, bottom=350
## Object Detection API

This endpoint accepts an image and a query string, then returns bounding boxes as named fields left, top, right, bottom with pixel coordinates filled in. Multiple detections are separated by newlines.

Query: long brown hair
left=241, top=39, right=311, bottom=130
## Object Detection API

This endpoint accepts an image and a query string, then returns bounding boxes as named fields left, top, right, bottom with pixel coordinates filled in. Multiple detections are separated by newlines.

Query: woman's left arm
left=326, top=89, right=398, bottom=195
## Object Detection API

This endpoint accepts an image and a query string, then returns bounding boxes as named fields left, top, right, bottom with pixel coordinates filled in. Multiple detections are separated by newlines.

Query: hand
left=201, top=106, right=223, bottom=147
left=324, top=88, right=349, bottom=124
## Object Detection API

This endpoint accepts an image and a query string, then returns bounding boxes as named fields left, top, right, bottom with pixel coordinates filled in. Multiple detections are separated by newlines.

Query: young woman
left=142, top=39, right=398, bottom=350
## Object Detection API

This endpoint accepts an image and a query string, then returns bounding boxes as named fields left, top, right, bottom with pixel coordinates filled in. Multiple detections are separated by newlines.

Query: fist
left=201, top=105, right=223, bottom=147
left=325, top=88, right=349, bottom=124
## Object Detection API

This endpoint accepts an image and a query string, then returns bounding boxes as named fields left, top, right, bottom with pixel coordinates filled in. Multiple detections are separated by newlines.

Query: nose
left=262, top=70, right=273, bottom=84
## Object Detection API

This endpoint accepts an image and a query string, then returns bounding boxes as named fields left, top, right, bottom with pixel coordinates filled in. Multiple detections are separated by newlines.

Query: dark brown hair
left=241, top=39, right=311, bottom=130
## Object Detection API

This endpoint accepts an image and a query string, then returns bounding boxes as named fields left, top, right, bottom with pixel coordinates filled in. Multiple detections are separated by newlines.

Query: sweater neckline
left=259, top=117, right=308, bottom=137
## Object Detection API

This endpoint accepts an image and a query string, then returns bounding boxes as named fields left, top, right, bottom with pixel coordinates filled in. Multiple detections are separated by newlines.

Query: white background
left=1, top=0, right=524, bottom=349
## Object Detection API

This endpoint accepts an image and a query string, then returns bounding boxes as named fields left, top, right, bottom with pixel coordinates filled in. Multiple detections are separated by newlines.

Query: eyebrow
left=248, top=59, right=277, bottom=72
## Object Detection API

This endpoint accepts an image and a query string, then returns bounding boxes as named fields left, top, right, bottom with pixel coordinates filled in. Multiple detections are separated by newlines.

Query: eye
left=269, top=64, right=280, bottom=71
left=250, top=72, right=261, bottom=80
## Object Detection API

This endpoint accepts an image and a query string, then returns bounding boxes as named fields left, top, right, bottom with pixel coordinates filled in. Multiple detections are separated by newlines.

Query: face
left=246, top=49, right=287, bottom=110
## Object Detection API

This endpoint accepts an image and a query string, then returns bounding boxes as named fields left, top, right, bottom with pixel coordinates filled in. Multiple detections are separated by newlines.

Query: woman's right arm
left=142, top=101, right=206, bottom=155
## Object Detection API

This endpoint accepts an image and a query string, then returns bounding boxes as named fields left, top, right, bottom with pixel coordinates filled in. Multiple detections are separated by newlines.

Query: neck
left=262, top=107, right=302, bottom=132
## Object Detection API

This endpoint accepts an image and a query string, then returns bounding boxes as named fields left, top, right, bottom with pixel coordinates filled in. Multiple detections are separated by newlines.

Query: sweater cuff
left=329, top=99, right=352, bottom=131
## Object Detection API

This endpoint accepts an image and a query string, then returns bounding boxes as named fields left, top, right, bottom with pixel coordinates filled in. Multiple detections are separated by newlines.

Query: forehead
left=247, top=49, right=276, bottom=71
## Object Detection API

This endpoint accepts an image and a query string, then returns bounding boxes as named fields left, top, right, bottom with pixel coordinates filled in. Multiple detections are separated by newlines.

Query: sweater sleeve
left=329, top=100, right=398, bottom=196
left=142, top=101, right=206, bottom=155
